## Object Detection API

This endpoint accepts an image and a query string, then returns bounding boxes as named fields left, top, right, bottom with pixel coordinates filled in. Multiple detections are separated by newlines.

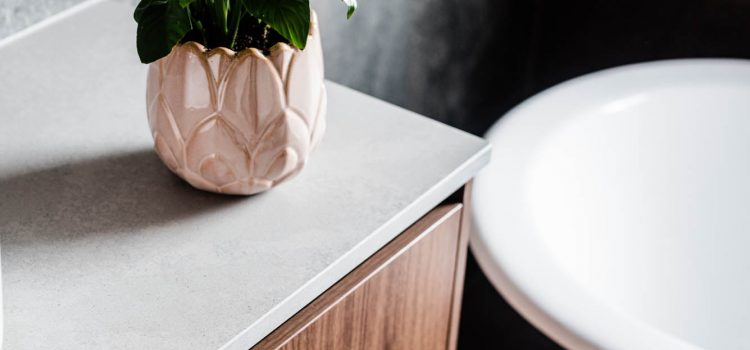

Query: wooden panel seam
left=253, top=203, right=464, bottom=349
left=446, top=181, right=473, bottom=350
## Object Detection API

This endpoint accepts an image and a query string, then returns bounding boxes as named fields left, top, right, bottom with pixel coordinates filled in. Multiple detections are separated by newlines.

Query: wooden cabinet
left=254, top=186, right=472, bottom=350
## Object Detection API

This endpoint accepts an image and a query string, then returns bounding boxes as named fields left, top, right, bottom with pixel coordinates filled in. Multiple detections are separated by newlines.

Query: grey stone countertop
left=0, top=1, right=490, bottom=349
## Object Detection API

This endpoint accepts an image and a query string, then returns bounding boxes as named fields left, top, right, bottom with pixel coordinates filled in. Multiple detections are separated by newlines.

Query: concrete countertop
left=0, top=1, right=490, bottom=349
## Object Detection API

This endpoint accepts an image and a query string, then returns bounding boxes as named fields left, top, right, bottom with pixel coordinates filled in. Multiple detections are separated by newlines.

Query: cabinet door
left=254, top=203, right=468, bottom=350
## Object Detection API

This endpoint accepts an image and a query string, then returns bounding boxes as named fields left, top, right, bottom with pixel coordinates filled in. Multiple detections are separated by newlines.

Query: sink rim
left=471, top=58, right=750, bottom=350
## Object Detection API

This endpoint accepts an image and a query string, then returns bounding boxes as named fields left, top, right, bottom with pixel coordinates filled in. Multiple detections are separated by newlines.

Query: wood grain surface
left=253, top=201, right=467, bottom=350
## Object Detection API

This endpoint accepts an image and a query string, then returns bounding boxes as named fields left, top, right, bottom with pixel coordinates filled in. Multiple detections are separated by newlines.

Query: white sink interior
left=472, top=60, right=750, bottom=350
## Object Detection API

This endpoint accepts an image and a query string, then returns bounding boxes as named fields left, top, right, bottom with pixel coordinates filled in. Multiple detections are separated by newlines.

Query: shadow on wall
left=311, top=0, right=536, bottom=135
left=0, top=150, right=242, bottom=246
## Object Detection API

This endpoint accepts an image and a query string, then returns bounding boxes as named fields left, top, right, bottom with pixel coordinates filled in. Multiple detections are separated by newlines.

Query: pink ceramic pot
left=146, top=13, right=326, bottom=195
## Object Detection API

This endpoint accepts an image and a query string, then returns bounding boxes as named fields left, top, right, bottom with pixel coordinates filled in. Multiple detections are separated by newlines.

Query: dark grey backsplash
left=313, top=0, right=509, bottom=133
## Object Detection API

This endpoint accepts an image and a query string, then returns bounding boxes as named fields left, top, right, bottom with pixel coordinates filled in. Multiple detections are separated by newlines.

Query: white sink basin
left=472, top=59, right=750, bottom=350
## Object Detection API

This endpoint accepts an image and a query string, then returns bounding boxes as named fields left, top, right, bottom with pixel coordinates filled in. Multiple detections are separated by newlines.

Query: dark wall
left=312, top=0, right=750, bottom=348
left=313, top=0, right=750, bottom=134
left=529, top=0, right=750, bottom=89
left=312, top=0, right=536, bottom=135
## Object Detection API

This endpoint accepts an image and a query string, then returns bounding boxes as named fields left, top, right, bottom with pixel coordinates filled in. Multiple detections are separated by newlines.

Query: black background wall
left=313, top=0, right=750, bottom=348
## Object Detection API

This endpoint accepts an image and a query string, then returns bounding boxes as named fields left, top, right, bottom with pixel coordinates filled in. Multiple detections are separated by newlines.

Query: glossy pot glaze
left=146, top=13, right=326, bottom=195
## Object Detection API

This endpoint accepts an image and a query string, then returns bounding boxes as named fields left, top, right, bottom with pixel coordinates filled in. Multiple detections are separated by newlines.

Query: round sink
left=472, top=59, right=750, bottom=350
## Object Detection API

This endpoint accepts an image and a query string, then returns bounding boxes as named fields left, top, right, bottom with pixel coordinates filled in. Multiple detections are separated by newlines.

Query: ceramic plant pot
left=146, top=13, right=326, bottom=195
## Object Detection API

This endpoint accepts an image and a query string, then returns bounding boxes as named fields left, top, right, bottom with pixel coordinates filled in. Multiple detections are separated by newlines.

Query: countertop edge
left=221, top=143, right=491, bottom=350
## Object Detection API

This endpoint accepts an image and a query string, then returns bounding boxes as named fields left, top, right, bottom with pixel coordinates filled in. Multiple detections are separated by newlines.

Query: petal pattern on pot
left=221, top=49, right=286, bottom=144
left=150, top=95, right=185, bottom=167
left=185, top=115, right=250, bottom=180
left=161, top=43, right=217, bottom=139
left=154, top=134, right=180, bottom=172
left=206, top=48, right=235, bottom=86
left=146, top=63, right=162, bottom=126
left=252, top=109, right=310, bottom=181
left=219, top=179, right=271, bottom=195
left=286, top=14, right=324, bottom=128
left=146, top=12, right=326, bottom=195
left=269, top=44, right=295, bottom=87
left=262, top=147, right=300, bottom=183
left=198, top=154, right=237, bottom=187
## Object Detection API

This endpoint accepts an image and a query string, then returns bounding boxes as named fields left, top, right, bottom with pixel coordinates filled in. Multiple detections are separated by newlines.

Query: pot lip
left=175, top=10, right=318, bottom=58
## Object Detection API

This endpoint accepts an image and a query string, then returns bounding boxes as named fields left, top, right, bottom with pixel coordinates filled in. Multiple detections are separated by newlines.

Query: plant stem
left=220, top=0, right=229, bottom=35
left=229, top=12, right=243, bottom=50
left=262, top=25, right=269, bottom=52
left=228, top=0, right=243, bottom=50
left=187, top=4, right=209, bottom=46
left=195, top=19, right=209, bottom=46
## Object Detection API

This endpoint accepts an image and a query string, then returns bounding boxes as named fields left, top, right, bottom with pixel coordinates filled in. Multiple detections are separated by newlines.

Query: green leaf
left=134, top=0, right=192, bottom=63
left=178, top=0, right=197, bottom=8
left=134, top=0, right=167, bottom=22
left=240, top=0, right=310, bottom=49
left=341, top=0, right=356, bottom=19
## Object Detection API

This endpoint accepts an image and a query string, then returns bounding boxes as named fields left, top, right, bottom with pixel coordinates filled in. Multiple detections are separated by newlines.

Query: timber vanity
left=0, top=1, right=490, bottom=349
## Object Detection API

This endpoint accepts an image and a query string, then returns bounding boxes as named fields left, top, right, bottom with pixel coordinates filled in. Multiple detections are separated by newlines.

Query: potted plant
left=134, top=0, right=355, bottom=195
